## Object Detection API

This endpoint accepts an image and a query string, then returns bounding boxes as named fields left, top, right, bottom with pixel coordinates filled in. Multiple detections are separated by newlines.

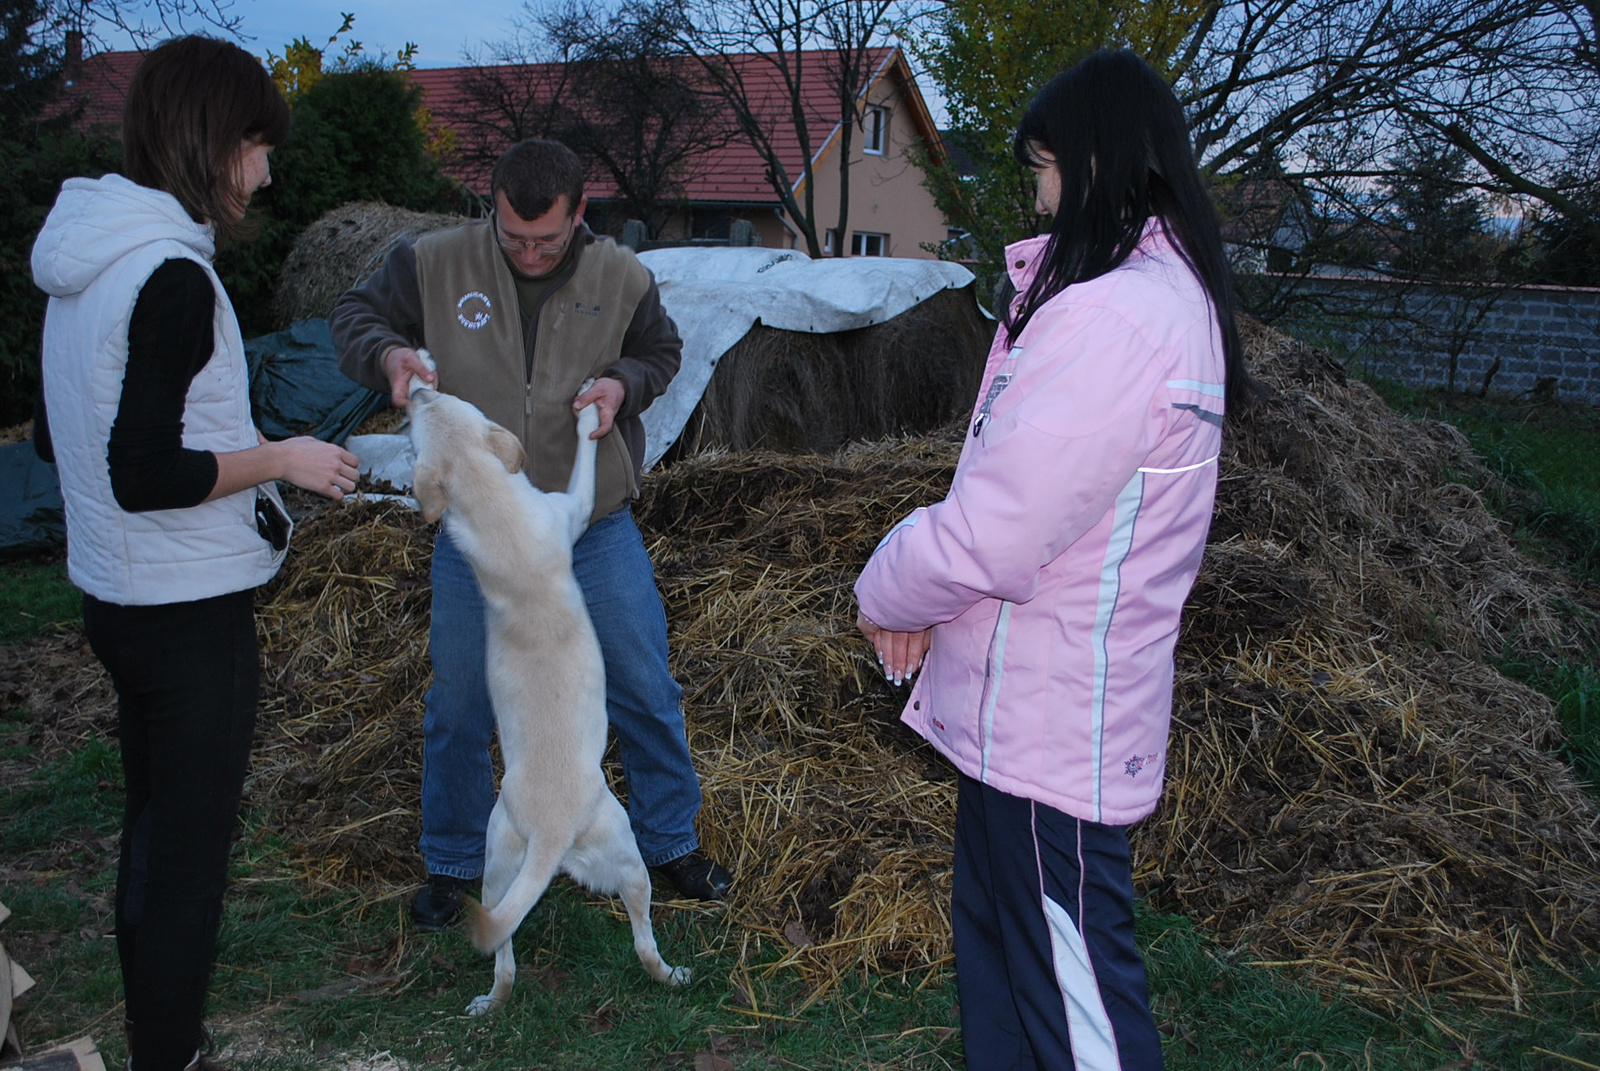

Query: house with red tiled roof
left=64, top=41, right=951, bottom=259
left=417, top=45, right=947, bottom=257
left=54, top=33, right=138, bottom=133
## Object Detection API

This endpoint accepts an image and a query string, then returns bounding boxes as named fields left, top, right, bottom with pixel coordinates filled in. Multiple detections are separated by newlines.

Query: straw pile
left=250, top=498, right=435, bottom=885
left=668, top=285, right=991, bottom=457
left=13, top=316, right=1598, bottom=1012
left=272, top=202, right=463, bottom=329
left=628, top=322, right=1600, bottom=1008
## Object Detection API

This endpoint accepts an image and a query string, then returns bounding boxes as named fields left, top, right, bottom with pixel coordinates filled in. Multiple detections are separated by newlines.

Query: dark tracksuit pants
left=953, top=773, right=1163, bottom=1071
left=84, top=589, right=258, bottom=1071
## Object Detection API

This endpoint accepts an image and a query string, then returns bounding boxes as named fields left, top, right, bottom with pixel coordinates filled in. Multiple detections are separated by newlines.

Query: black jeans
left=84, top=588, right=258, bottom=1071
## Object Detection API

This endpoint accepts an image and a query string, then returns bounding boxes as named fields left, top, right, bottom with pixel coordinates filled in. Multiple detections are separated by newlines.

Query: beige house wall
left=603, top=63, right=946, bottom=257
left=627, top=206, right=794, bottom=249
left=787, top=73, right=945, bottom=260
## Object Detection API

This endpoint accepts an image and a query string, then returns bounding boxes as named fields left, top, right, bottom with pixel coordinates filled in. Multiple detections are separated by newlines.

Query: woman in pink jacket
left=855, top=50, right=1252, bottom=1070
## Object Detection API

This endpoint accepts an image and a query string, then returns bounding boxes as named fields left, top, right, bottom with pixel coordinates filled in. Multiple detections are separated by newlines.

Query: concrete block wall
left=1270, top=277, right=1600, bottom=404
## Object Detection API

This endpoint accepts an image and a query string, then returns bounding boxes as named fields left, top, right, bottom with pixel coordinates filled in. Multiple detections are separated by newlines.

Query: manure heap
left=145, top=319, right=1600, bottom=1009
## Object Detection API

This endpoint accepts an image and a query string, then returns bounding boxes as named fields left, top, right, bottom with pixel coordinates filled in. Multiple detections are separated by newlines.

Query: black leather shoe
left=410, top=873, right=470, bottom=931
left=651, top=850, right=733, bottom=901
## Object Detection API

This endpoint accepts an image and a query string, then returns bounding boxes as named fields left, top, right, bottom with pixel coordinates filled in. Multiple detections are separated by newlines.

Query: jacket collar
left=1003, top=218, right=1173, bottom=294
left=1003, top=234, right=1051, bottom=293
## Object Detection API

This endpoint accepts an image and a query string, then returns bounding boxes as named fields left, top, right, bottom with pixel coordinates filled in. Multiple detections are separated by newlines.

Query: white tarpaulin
left=343, top=249, right=976, bottom=495
left=636, top=248, right=975, bottom=469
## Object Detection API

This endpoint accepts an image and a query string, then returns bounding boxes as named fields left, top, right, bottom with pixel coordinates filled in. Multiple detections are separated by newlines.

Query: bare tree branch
left=658, top=0, right=900, bottom=257
left=46, top=0, right=243, bottom=49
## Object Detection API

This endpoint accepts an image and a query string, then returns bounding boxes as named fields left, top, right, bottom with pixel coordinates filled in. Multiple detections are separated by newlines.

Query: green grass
left=6, top=394, right=1600, bottom=1066
left=0, top=732, right=121, bottom=855
left=1498, top=649, right=1600, bottom=791
left=4, top=733, right=1598, bottom=1069
left=1362, top=382, right=1600, bottom=795
left=0, top=555, right=79, bottom=644
left=1365, top=382, right=1600, bottom=580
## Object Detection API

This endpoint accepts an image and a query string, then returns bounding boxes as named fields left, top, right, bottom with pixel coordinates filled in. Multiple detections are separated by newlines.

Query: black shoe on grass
left=410, top=873, right=470, bottom=931
left=651, top=850, right=733, bottom=901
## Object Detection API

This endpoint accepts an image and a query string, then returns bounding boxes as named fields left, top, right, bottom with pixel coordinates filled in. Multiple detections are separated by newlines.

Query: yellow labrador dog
left=408, top=386, right=690, bottom=1017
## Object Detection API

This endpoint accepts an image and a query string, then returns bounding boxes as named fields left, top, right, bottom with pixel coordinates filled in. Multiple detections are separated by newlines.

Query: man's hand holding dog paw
left=383, top=346, right=437, bottom=408
left=574, top=376, right=624, bottom=439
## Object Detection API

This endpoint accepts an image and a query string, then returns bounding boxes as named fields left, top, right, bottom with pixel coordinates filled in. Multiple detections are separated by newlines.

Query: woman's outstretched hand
left=275, top=436, right=361, bottom=501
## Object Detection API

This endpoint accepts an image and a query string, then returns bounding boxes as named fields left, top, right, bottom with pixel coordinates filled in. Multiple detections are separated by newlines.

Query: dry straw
left=10, top=317, right=1597, bottom=1014
left=272, top=202, right=463, bottom=329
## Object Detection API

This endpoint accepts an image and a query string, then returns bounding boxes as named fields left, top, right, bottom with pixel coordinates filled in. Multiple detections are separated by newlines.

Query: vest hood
left=32, top=174, right=216, bottom=299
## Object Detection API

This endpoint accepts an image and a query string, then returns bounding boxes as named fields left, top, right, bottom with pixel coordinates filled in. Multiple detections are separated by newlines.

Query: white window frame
left=823, top=228, right=836, bottom=254
left=863, top=105, right=888, bottom=155
left=851, top=231, right=887, bottom=257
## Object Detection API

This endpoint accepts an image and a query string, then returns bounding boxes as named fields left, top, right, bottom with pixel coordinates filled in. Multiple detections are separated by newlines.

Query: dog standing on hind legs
left=408, top=385, right=690, bottom=1017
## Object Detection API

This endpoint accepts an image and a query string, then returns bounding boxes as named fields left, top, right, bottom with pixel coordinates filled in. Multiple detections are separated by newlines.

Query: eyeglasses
left=493, top=211, right=574, bottom=257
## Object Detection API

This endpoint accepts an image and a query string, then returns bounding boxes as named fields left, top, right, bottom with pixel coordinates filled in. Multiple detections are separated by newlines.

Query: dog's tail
left=464, top=894, right=494, bottom=950
left=466, top=847, right=563, bottom=954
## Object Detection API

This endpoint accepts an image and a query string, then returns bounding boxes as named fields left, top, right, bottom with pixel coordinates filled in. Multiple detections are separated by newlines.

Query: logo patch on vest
left=457, top=291, right=492, bottom=329
left=573, top=301, right=601, bottom=317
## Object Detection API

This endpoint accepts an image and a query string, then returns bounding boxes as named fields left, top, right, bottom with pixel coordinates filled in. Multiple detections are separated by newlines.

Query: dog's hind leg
left=463, top=802, right=535, bottom=1016
left=465, top=941, right=518, bottom=1019
left=565, top=793, right=691, bottom=986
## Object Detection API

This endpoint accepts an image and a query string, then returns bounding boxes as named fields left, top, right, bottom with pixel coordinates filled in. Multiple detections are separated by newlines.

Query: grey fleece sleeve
left=608, top=276, right=682, bottom=422
left=331, top=239, right=426, bottom=395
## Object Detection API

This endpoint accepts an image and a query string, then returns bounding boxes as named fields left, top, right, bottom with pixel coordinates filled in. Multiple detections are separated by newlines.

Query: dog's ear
left=412, top=463, right=450, bottom=522
left=487, top=424, right=526, bottom=475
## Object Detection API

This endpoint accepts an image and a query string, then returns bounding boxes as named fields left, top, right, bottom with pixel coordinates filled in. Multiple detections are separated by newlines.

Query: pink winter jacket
left=854, top=223, right=1225, bottom=826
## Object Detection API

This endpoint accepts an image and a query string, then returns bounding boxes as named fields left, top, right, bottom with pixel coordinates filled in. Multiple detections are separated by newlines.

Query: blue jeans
left=420, top=506, right=702, bottom=875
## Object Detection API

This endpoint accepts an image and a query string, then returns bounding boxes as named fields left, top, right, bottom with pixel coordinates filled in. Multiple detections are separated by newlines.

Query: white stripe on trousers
left=1037, top=804, right=1122, bottom=1071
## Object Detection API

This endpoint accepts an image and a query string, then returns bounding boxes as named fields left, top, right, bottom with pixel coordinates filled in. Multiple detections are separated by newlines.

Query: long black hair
left=1007, top=49, right=1253, bottom=414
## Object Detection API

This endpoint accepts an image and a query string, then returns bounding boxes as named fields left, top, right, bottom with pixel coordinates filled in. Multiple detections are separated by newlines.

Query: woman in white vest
left=31, top=36, right=357, bottom=1071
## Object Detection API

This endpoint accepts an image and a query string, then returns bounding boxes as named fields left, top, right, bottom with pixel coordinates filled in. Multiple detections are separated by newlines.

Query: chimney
left=64, top=29, right=83, bottom=84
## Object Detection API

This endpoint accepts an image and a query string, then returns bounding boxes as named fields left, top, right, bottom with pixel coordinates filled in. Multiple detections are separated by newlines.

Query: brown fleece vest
left=413, top=222, right=648, bottom=523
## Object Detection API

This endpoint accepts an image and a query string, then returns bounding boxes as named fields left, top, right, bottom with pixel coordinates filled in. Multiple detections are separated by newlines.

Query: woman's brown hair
left=122, top=36, right=290, bottom=243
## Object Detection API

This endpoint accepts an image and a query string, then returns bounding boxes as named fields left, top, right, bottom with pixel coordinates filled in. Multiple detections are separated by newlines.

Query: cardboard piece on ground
left=0, top=900, right=101, bottom=1071
left=0, top=1036, right=107, bottom=1071
left=0, top=914, right=15, bottom=1057
left=6, top=958, right=32, bottom=1002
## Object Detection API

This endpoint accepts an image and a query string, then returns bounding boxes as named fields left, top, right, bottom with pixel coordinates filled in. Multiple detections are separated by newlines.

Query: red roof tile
left=56, top=48, right=142, bottom=132
left=412, top=46, right=917, bottom=204
left=60, top=45, right=937, bottom=209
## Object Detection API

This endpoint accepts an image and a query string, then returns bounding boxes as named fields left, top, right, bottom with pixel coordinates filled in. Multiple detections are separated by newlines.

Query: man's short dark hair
left=492, top=139, right=585, bottom=221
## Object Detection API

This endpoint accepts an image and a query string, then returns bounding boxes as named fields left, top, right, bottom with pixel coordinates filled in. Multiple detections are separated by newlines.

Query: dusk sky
left=98, top=1, right=523, bottom=65
left=93, top=0, right=948, bottom=121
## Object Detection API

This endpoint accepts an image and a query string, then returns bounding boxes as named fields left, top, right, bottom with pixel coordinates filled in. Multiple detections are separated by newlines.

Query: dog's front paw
left=667, top=965, right=692, bottom=986
left=465, top=992, right=505, bottom=1017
